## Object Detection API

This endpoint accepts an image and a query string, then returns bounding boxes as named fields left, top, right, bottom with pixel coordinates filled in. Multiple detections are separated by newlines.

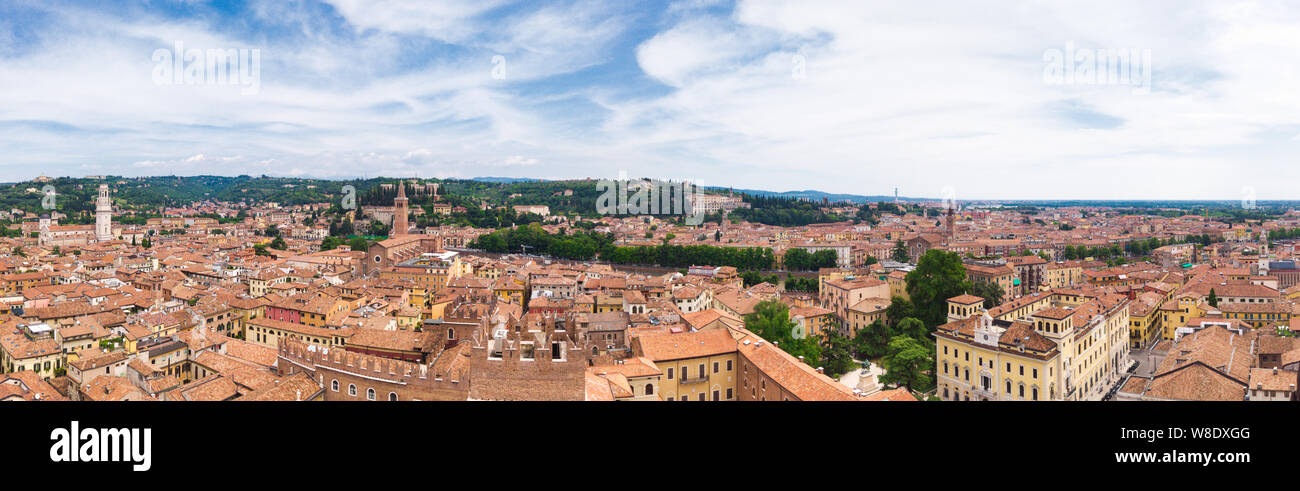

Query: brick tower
left=393, top=180, right=409, bottom=236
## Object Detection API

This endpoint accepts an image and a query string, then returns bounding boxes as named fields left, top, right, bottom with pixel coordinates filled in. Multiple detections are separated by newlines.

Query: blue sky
left=3, top=0, right=1300, bottom=199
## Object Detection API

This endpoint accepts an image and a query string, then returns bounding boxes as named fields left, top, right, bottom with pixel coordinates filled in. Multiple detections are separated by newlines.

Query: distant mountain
left=472, top=177, right=543, bottom=184
left=704, top=186, right=928, bottom=203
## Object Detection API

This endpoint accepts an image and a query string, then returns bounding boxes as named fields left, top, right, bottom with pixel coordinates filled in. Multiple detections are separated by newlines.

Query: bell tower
left=95, top=184, right=113, bottom=241
left=392, top=180, right=409, bottom=236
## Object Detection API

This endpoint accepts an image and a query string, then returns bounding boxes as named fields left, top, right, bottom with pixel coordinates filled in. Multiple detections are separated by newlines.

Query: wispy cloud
left=1, top=1, right=1300, bottom=199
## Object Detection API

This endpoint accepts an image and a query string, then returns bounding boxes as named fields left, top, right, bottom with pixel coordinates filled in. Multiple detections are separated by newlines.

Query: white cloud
left=6, top=1, right=1300, bottom=199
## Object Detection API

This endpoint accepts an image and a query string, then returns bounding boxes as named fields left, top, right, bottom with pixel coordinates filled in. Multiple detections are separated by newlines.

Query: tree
left=891, top=317, right=928, bottom=342
left=819, top=329, right=857, bottom=378
left=140, top=237, right=151, bottom=249
left=884, top=296, right=915, bottom=328
left=784, top=248, right=812, bottom=271
left=969, top=280, right=1004, bottom=309
left=1208, top=288, right=1219, bottom=308
left=810, top=249, right=838, bottom=269
left=348, top=237, right=369, bottom=252
left=891, top=240, right=909, bottom=263
left=854, top=319, right=891, bottom=360
left=878, top=336, right=933, bottom=392
left=743, top=300, right=821, bottom=363
left=321, top=236, right=344, bottom=251
left=904, top=250, right=971, bottom=329
left=269, top=237, right=288, bottom=250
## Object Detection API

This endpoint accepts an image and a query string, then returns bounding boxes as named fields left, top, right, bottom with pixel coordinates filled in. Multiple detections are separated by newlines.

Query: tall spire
left=95, top=184, right=113, bottom=242
left=392, top=179, right=409, bottom=236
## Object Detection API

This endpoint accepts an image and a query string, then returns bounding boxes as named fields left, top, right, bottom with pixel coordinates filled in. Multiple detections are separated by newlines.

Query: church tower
left=945, top=204, right=955, bottom=241
left=392, top=180, right=409, bottom=236
left=95, top=184, right=113, bottom=242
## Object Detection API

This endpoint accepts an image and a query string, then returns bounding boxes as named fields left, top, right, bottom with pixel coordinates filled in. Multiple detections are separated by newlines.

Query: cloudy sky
left=2, top=0, right=1300, bottom=200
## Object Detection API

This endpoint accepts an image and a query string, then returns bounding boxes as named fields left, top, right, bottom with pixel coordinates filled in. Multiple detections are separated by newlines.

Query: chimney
left=816, top=367, right=824, bottom=374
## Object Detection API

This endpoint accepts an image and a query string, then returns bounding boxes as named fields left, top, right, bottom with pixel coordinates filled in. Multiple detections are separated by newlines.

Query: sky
left=3, top=0, right=1300, bottom=200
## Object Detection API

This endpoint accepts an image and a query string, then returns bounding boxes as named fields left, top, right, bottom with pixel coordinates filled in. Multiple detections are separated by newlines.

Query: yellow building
left=633, top=329, right=738, bottom=401
left=1218, top=301, right=1291, bottom=329
left=245, top=317, right=351, bottom=349
left=380, top=253, right=461, bottom=307
left=844, top=298, right=890, bottom=338
left=493, top=276, right=527, bottom=305
left=1127, top=291, right=1165, bottom=349
left=934, top=289, right=1131, bottom=401
left=886, top=270, right=910, bottom=301
left=1158, top=295, right=1206, bottom=340
left=1044, top=262, right=1083, bottom=288
left=790, top=306, right=835, bottom=339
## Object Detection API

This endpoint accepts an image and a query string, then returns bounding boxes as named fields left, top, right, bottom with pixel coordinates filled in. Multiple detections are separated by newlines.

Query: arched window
left=348, top=384, right=357, bottom=396
left=388, top=392, right=398, bottom=401
left=644, top=384, right=654, bottom=395
left=447, top=328, right=455, bottom=340
left=331, top=379, right=339, bottom=392
left=366, top=388, right=375, bottom=401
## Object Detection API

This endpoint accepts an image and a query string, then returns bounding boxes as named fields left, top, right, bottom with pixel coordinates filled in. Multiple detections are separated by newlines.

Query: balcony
left=679, top=376, right=708, bottom=385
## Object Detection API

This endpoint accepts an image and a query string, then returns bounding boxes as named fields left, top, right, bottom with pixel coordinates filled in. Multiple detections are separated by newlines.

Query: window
left=348, top=384, right=357, bottom=396
left=713, top=362, right=719, bottom=373
left=551, top=341, right=566, bottom=361
left=388, top=392, right=398, bottom=401
left=727, top=360, right=733, bottom=371
left=698, top=392, right=705, bottom=401
left=645, top=384, right=654, bottom=395
left=698, top=363, right=705, bottom=378
left=712, top=390, right=719, bottom=401
left=520, top=342, right=535, bottom=361
left=331, top=379, right=339, bottom=392
left=667, top=367, right=674, bottom=379
left=726, top=388, right=733, bottom=399
left=366, top=388, right=375, bottom=401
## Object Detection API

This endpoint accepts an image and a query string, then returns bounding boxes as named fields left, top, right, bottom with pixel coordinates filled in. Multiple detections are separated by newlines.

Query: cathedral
left=37, top=184, right=116, bottom=247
